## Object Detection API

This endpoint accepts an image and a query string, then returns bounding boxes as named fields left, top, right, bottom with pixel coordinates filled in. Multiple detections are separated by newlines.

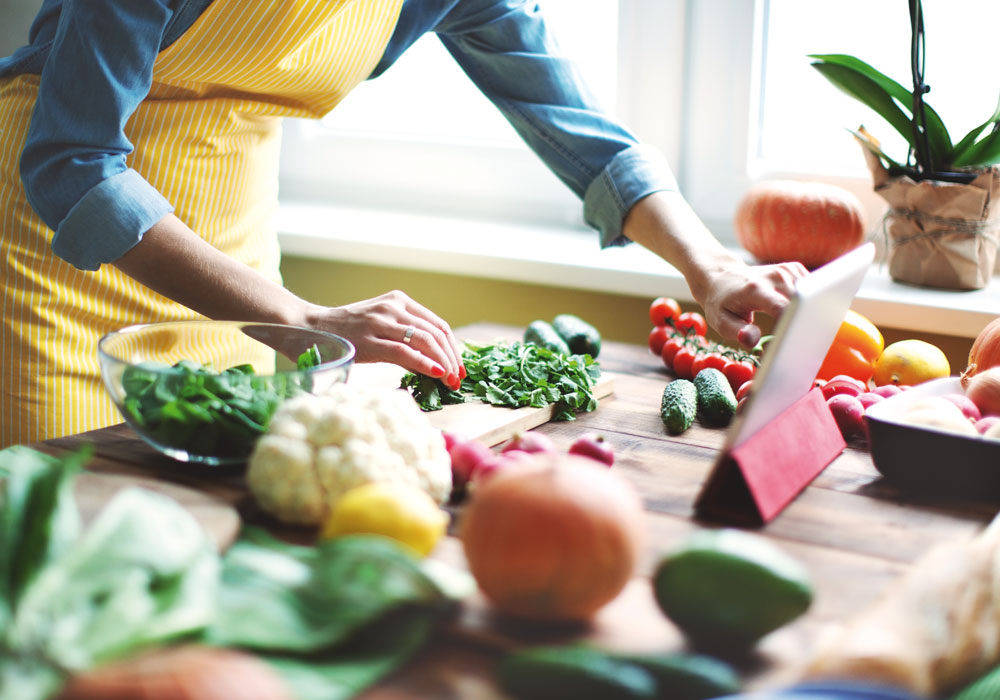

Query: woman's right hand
left=310, top=290, right=465, bottom=390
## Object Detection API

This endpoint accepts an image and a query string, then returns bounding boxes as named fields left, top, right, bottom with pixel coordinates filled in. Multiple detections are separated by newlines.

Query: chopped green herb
left=400, top=340, right=601, bottom=421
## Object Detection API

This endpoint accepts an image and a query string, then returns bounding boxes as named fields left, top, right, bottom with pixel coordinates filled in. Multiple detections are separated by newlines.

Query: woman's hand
left=623, top=191, right=809, bottom=349
left=311, top=290, right=465, bottom=389
left=696, top=260, right=808, bottom=349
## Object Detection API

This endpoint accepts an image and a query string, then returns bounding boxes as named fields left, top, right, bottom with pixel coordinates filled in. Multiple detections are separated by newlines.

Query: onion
left=964, top=367, right=1000, bottom=417
left=459, top=453, right=645, bottom=622
left=57, top=645, right=293, bottom=700
left=962, top=317, right=1000, bottom=387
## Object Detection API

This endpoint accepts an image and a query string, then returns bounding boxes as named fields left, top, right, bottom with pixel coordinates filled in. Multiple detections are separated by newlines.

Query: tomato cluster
left=647, top=297, right=758, bottom=395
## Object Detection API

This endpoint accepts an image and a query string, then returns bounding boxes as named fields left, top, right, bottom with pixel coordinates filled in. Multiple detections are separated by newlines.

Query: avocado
left=652, top=528, right=814, bottom=649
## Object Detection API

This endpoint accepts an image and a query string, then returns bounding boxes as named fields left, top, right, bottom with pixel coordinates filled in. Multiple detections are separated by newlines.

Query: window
left=278, top=0, right=686, bottom=229
left=682, top=0, right=1000, bottom=243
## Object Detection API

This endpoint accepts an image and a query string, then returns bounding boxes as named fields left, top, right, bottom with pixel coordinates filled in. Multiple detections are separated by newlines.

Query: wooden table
left=35, top=322, right=1000, bottom=698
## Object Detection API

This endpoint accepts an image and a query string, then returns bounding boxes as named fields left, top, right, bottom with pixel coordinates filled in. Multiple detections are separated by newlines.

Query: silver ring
left=402, top=325, right=415, bottom=344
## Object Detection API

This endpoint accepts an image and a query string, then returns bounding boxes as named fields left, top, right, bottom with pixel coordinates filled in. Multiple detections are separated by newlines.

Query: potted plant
left=811, top=0, right=1000, bottom=290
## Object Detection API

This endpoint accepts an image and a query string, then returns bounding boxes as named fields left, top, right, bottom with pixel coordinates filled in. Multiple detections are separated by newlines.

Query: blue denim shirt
left=0, top=0, right=677, bottom=271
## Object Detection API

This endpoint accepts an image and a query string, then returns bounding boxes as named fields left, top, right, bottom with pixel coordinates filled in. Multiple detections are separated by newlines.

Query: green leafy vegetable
left=0, top=445, right=218, bottom=700
left=121, top=345, right=323, bottom=459
left=0, top=447, right=465, bottom=700
left=400, top=340, right=601, bottom=421
left=208, top=529, right=459, bottom=700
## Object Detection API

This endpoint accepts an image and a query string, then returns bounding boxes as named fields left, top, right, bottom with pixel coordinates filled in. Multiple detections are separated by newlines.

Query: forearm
left=622, top=190, right=743, bottom=308
left=112, top=214, right=316, bottom=327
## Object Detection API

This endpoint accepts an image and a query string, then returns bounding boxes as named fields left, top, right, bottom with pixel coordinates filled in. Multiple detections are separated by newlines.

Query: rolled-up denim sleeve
left=434, top=0, right=678, bottom=247
left=18, top=0, right=178, bottom=270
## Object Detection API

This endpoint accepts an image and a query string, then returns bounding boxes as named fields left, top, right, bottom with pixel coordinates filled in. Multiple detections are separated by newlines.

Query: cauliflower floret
left=246, top=383, right=451, bottom=526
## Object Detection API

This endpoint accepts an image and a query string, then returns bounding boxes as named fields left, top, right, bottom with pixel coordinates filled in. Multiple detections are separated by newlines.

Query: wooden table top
left=34, top=322, right=1000, bottom=699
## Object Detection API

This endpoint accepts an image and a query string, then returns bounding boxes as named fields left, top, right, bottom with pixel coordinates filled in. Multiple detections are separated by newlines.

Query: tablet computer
left=720, top=241, right=876, bottom=454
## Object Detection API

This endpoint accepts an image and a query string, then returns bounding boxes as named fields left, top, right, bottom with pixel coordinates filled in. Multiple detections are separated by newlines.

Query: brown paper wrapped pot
left=861, top=147, right=1000, bottom=291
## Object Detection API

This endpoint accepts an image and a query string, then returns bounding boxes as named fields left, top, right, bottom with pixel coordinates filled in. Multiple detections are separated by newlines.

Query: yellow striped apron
left=0, top=0, right=402, bottom=447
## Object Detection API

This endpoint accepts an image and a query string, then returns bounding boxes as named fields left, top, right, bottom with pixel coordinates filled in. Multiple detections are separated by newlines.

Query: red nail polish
left=447, top=373, right=457, bottom=387
left=459, top=365, right=467, bottom=380
left=429, top=363, right=445, bottom=378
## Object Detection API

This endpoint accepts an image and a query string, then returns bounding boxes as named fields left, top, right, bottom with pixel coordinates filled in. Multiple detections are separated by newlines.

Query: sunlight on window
left=321, top=0, right=619, bottom=146
left=758, top=0, right=1000, bottom=176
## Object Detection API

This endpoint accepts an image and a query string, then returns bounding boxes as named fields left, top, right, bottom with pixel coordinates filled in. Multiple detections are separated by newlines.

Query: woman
left=0, top=0, right=806, bottom=446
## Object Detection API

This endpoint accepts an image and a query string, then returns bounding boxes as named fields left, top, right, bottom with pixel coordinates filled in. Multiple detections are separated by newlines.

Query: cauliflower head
left=247, top=383, right=452, bottom=525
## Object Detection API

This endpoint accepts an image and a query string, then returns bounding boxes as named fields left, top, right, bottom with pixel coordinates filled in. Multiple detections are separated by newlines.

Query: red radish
left=442, top=430, right=464, bottom=452
left=567, top=434, right=615, bottom=467
left=940, top=393, right=982, bottom=423
left=871, top=384, right=904, bottom=399
left=736, top=381, right=754, bottom=402
left=474, top=449, right=535, bottom=484
left=448, top=439, right=494, bottom=489
left=822, top=377, right=865, bottom=400
left=827, top=394, right=866, bottom=438
left=976, top=416, right=1000, bottom=434
left=856, top=392, right=885, bottom=410
left=501, top=431, right=557, bottom=455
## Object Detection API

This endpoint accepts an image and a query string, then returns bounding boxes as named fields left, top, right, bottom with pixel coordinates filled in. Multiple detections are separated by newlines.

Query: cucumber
left=652, top=529, right=814, bottom=648
left=498, top=646, right=657, bottom=700
left=612, top=652, right=741, bottom=700
left=551, top=314, right=602, bottom=358
left=660, top=379, right=697, bottom=435
left=692, top=368, right=737, bottom=427
left=523, top=320, right=571, bottom=355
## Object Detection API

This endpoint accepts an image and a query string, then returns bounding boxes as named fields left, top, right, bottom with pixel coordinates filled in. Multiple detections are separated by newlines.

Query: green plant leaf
left=953, top=93, right=1000, bottom=164
left=849, top=128, right=905, bottom=171
left=953, top=126, right=1000, bottom=168
left=810, top=54, right=952, bottom=167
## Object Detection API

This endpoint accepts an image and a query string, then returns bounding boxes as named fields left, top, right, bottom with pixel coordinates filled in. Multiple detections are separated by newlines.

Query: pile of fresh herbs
left=120, top=343, right=321, bottom=459
left=400, top=340, right=602, bottom=421
left=0, top=445, right=466, bottom=700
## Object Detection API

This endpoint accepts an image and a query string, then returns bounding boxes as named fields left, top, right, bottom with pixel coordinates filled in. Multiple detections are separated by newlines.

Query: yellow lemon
left=872, top=339, right=951, bottom=387
left=321, top=482, right=449, bottom=557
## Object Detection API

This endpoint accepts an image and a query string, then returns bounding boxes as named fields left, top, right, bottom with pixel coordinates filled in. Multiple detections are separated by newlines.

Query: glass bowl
left=98, top=320, right=355, bottom=466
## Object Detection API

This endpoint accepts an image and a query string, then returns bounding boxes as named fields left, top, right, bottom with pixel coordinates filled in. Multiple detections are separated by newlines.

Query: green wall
left=280, top=256, right=977, bottom=373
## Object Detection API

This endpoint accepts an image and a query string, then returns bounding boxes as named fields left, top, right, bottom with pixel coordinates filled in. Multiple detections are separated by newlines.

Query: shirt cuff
left=583, top=144, right=679, bottom=249
left=51, top=169, right=174, bottom=271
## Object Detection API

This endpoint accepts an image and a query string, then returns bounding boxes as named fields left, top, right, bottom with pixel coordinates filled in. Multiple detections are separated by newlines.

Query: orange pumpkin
left=735, top=180, right=867, bottom=270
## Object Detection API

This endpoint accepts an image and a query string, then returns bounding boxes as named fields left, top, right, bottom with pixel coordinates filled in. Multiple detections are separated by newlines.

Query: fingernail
left=447, top=373, right=458, bottom=388
left=458, top=365, right=467, bottom=380
left=429, top=363, right=445, bottom=378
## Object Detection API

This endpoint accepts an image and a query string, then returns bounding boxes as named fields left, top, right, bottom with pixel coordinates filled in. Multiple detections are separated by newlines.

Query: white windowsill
left=276, top=202, right=1000, bottom=339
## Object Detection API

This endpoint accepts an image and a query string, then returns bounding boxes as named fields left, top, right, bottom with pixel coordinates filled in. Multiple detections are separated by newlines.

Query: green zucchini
left=692, top=368, right=737, bottom=427
left=611, top=652, right=741, bottom=700
left=523, top=320, right=571, bottom=355
left=498, top=646, right=657, bottom=700
left=551, top=314, right=602, bottom=358
left=660, top=379, right=697, bottom=435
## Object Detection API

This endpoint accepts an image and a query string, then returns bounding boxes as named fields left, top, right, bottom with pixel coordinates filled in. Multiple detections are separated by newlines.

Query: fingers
left=327, top=291, right=464, bottom=389
left=701, top=261, right=810, bottom=347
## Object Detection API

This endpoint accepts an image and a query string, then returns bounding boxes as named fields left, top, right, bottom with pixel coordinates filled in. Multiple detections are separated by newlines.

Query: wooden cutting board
left=348, top=363, right=615, bottom=447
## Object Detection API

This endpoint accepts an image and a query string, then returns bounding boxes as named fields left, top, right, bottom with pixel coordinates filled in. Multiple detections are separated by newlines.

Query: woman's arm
left=113, top=215, right=465, bottom=385
left=623, top=191, right=808, bottom=348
